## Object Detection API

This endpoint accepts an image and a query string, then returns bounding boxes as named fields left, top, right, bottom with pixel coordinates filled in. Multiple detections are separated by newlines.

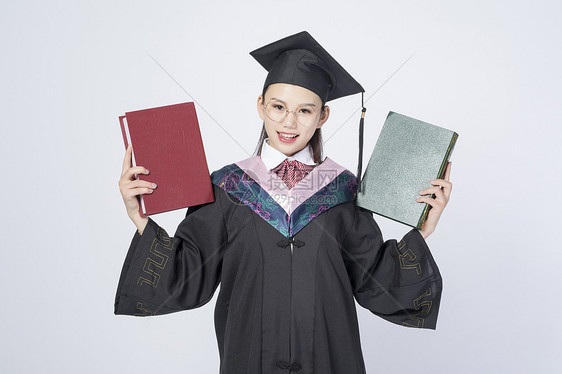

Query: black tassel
left=357, top=92, right=367, bottom=193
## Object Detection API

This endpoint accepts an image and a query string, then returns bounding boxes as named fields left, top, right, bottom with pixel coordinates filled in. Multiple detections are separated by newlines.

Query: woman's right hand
left=118, top=144, right=156, bottom=234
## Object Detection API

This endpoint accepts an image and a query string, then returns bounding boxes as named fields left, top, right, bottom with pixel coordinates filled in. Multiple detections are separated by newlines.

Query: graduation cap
left=250, top=31, right=368, bottom=191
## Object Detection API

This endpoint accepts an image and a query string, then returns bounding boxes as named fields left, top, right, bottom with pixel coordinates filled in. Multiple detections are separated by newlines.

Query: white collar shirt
left=260, top=138, right=317, bottom=171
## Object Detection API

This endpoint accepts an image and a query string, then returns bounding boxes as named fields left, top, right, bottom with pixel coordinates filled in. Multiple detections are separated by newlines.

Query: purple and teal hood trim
left=210, top=156, right=357, bottom=238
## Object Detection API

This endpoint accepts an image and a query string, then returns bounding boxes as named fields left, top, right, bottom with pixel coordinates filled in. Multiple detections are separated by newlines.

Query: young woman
left=116, top=31, right=452, bottom=374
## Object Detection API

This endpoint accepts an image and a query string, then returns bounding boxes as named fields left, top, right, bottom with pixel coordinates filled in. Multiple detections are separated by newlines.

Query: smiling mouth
left=277, top=131, right=299, bottom=139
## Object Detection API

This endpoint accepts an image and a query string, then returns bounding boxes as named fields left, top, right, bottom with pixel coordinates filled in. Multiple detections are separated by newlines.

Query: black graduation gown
left=114, top=156, right=442, bottom=374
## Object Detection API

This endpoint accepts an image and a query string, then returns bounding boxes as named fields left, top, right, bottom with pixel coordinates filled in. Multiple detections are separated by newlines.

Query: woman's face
left=257, top=83, right=330, bottom=157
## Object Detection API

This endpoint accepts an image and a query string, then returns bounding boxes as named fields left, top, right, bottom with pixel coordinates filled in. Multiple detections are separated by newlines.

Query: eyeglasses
left=263, top=100, right=320, bottom=126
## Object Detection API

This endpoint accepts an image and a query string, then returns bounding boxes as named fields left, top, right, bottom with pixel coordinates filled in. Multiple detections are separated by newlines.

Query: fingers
left=427, top=179, right=452, bottom=190
left=128, top=180, right=157, bottom=190
left=120, top=179, right=157, bottom=200
left=417, top=183, right=449, bottom=210
left=119, top=174, right=156, bottom=193
left=122, top=144, right=133, bottom=174
left=118, top=160, right=155, bottom=200
left=416, top=195, right=436, bottom=207
left=418, top=186, right=446, bottom=201
left=425, top=176, right=453, bottom=200
left=120, top=145, right=150, bottom=178
left=122, top=184, right=156, bottom=199
left=416, top=194, right=446, bottom=211
left=118, top=145, right=156, bottom=217
left=416, top=163, right=452, bottom=238
left=437, top=162, right=453, bottom=199
left=121, top=166, right=150, bottom=182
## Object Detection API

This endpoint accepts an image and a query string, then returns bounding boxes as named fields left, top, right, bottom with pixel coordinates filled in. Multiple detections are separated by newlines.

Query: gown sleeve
left=342, top=204, right=443, bottom=329
left=114, top=185, right=227, bottom=317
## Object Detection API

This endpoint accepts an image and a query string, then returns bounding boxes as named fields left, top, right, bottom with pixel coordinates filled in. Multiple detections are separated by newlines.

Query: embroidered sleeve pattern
left=137, top=227, right=174, bottom=288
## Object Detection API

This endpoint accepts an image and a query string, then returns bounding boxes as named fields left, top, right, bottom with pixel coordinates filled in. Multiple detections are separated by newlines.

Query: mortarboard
left=250, top=31, right=368, bottom=191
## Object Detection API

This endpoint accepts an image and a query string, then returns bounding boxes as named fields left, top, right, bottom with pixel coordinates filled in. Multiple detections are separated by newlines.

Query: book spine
left=437, top=132, right=458, bottom=179
left=416, top=132, right=459, bottom=230
left=118, top=116, right=129, bottom=149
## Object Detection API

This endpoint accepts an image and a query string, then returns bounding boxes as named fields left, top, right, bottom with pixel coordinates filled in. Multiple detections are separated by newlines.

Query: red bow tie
left=271, top=159, right=315, bottom=189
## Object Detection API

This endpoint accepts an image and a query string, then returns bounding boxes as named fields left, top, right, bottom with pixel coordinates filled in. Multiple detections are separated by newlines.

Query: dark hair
left=253, top=85, right=325, bottom=164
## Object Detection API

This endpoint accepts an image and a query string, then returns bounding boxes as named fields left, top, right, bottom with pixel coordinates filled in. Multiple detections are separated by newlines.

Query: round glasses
left=264, top=100, right=320, bottom=126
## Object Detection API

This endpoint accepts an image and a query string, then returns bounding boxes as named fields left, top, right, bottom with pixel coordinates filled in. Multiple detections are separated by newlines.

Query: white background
left=1, top=0, right=561, bottom=373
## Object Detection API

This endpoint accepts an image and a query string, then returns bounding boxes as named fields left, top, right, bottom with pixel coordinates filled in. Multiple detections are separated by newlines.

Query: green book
left=356, top=111, right=458, bottom=229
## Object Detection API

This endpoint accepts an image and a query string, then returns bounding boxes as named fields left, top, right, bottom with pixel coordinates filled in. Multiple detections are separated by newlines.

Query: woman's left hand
left=416, top=162, right=453, bottom=239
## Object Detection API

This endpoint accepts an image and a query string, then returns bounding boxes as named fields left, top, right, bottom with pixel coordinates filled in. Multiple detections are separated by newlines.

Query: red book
left=119, top=102, right=214, bottom=217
